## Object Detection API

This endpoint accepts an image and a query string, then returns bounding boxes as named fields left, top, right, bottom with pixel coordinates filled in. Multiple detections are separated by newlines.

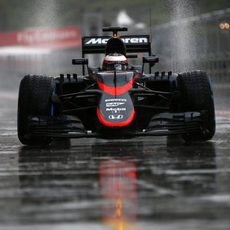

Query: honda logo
left=108, top=114, right=124, bottom=120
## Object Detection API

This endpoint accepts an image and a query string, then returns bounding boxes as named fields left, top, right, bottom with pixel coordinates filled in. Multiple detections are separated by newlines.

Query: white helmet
left=102, top=53, right=128, bottom=71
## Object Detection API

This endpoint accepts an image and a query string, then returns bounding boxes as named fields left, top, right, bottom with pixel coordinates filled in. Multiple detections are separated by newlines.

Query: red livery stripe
left=97, top=75, right=137, bottom=96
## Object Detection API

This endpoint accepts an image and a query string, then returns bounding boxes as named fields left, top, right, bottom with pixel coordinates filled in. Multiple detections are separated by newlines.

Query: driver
left=102, top=53, right=128, bottom=71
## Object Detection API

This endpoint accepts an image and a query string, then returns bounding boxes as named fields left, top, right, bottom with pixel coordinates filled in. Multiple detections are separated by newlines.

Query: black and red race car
left=17, top=27, right=215, bottom=146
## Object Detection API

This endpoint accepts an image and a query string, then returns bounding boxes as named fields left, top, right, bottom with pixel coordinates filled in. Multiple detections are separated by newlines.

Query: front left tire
left=18, top=75, right=53, bottom=146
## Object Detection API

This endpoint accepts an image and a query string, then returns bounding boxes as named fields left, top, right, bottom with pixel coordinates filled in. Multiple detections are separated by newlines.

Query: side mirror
left=126, top=54, right=138, bottom=59
left=143, top=56, right=159, bottom=65
left=72, top=58, right=88, bottom=65
left=72, top=58, right=89, bottom=75
left=142, top=56, right=159, bottom=74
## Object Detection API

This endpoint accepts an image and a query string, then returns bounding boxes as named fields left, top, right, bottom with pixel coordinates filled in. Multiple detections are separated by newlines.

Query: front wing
left=28, top=112, right=202, bottom=138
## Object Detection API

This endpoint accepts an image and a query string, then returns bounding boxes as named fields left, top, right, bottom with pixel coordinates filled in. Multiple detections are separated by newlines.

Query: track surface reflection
left=0, top=85, right=230, bottom=230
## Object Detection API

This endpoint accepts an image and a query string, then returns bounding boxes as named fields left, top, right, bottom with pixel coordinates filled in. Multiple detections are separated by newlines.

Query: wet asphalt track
left=0, top=84, right=230, bottom=230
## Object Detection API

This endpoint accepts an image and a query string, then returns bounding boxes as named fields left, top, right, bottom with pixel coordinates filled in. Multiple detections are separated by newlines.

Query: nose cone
left=96, top=71, right=136, bottom=128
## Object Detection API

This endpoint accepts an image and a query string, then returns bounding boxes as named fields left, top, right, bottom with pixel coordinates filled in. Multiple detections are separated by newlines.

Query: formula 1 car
left=17, top=27, right=215, bottom=146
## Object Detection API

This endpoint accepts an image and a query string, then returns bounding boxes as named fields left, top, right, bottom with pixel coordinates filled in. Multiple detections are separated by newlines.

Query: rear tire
left=178, top=71, right=215, bottom=142
left=18, top=75, right=53, bottom=146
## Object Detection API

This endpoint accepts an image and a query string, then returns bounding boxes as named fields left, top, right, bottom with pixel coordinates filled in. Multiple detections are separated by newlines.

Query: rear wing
left=82, top=35, right=151, bottom=57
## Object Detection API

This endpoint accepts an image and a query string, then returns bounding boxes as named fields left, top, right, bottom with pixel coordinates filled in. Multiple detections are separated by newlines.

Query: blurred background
left=0, top=0, right=229, bottom=90
left=0, top=2, right=229, bottom=229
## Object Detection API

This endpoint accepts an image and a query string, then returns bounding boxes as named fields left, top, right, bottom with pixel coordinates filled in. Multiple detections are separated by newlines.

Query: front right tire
left=178, top=71, right=216, bottom=141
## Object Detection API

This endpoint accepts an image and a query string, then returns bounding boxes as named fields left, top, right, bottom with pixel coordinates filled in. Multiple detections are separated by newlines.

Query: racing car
left=17, top=27, right=216, bottom=146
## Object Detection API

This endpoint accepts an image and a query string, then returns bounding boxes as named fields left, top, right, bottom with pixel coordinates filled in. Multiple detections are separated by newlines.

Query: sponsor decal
left=121, top=37, right=148, bottom=44
left=108, top=114, right=124, bottom=120
left=85, top=37, right=148, bottom=45
left=17, top=30, right=78, bottom=45
left=0, top=26, right=81, bottom=48
left=106, top=108, right=126, bottom=113
left=86, top=38, right=109, bottom=45
left=106, top=102, right=125, bottom=107
left=105, top=98, right=127, bottom=114
left=105, top=99, right=127, bottom=102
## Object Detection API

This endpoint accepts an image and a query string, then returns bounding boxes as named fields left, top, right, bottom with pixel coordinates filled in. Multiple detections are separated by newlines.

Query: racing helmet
left=102, top=53, right=128, bottom=71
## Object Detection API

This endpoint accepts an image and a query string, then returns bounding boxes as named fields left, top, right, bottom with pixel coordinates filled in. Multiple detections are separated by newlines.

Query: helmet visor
left=104, top=62, right=127, bottom=71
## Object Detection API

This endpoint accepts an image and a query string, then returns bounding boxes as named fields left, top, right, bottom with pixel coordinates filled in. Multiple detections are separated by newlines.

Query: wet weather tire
left=17, top=75, right=53, bottom=146
left=178, top=71, right=215, bottom=142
